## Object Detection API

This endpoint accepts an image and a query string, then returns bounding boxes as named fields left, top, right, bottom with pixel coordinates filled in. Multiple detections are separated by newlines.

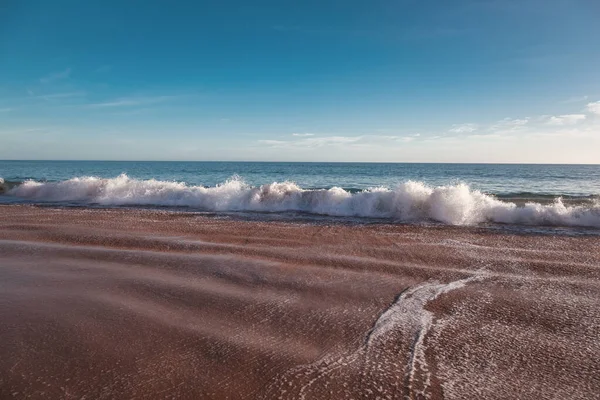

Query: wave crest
left=6, top=174, right=600, bottom=228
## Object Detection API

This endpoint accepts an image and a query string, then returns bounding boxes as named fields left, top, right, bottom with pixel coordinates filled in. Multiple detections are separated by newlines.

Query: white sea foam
left=6, top=174, right=600, bottom=227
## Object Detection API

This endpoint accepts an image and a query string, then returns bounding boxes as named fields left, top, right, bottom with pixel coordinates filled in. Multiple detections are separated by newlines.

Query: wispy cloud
left=561, top=95, right=588, bottom=104
left=258, top=139, right=288, bottom=146
left=35, top=91, right=86, bottom=101
left=25, top=128, right=49, bottom=133
left=467, top=133, right=507, bottom=140
left=495, top=117, right=529, bottom=127
left=298, top=136, right=361, bottom=147
left=586, top=101, right=600, bottom=115
left=0, top=127, right=55, bottom=138
left=111, top=107, right=155, bottom=116
left=40, top=68, right=71, bottom=84
left=86, top=95, right=177, bottom=108
left=545, top=114, right=586, bottom=126
left=449, top=123, right=478, bottom=134
left=254, top=103, right=600, bottom=158
left=259, top=136, right=362, bottom=148
left=0, top=108, right=12, bottom=113
left=259, top=134, right=419, bottom=149
left=372, top=135, right=419, bottom=143
left=488, top=117, right=529, bottom=132
left=292, top=133, right=315, bottom=137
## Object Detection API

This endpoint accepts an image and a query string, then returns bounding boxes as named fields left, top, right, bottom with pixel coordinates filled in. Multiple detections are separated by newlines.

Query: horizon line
left=1, top=159, right=599, bottom=166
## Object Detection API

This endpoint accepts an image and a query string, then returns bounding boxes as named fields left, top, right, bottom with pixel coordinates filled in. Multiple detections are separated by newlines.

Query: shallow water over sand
left=0, top=205, right=599, bottom=399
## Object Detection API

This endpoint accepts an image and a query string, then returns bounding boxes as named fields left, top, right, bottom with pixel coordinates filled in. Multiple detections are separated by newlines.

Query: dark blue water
left=1, top=160, right=599, bottom=197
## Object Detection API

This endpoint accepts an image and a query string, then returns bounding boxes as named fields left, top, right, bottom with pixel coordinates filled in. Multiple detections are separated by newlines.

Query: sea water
left=1, top=161, right=599, bottom=228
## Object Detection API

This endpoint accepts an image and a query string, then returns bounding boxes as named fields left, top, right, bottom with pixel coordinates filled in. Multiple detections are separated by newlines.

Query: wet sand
left=0, top=205, right=599, bottom=399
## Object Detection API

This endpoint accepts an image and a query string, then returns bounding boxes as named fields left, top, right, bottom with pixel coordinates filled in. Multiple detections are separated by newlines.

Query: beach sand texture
left=0, top=206, right=599, bottom=399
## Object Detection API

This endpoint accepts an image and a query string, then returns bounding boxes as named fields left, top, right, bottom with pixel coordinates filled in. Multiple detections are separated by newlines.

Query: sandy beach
left=0, top=205, right=599, bottom=399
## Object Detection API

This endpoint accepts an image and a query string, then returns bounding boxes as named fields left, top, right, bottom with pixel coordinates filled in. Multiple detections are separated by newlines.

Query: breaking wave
left=3, top=174, right=600, bottom=228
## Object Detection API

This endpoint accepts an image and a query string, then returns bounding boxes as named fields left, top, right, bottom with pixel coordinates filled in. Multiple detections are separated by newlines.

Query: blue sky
left=1, top=0, right=600, bottom=162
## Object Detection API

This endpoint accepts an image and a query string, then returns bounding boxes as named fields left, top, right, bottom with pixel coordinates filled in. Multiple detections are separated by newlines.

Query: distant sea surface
left=1, top=160, right=599, bottom=228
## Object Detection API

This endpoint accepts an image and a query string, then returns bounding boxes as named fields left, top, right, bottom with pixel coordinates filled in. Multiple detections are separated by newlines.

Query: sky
left=1, top=0, right=600, bottom=163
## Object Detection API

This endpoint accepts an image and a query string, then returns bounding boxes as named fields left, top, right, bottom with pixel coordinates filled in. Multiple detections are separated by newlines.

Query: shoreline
left=1, top=205, right=599, bottom=399
left=3, top=203, right=600, bottom=237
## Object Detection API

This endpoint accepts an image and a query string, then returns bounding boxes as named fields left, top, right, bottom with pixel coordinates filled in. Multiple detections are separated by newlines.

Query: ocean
left=1, top=160, right=599, bottom=228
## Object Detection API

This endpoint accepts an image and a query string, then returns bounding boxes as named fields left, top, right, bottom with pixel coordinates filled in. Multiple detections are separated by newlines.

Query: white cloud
left=40, top=68, right=71, bottom=84
left=586, top=101, right=600, bottom=115
left=292, top=133, right=315, bottom=137
left=449, top=123, right=478, bottom=134
left=546, top=114, right=586, bottom=125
